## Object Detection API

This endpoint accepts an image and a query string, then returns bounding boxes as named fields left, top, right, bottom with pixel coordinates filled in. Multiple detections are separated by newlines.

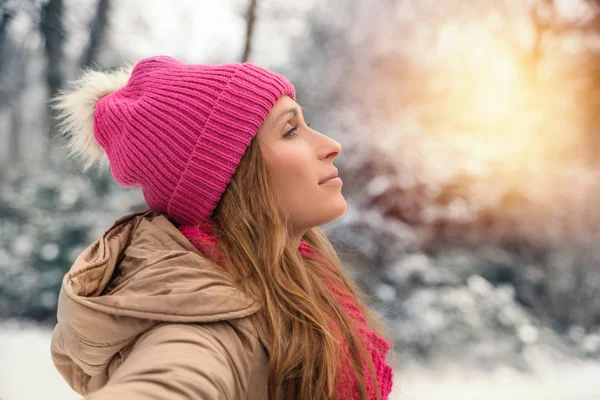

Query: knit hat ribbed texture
left=94, top=55, right=295, bottom=226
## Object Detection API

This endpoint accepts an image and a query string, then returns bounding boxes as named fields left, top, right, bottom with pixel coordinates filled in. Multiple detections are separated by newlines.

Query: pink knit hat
left=56, top=56, right=296, bottom=226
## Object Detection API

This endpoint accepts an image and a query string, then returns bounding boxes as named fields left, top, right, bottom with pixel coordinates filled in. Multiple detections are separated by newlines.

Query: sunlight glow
left=420, top=19, right=581, bottom=172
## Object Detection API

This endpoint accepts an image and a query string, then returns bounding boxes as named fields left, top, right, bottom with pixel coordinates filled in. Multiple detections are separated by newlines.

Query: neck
left=289, top=227, right=307, bottom=249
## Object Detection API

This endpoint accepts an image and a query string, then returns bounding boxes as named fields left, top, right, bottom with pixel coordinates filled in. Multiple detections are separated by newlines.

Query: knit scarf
left=178, top=223, right=394, bottom=399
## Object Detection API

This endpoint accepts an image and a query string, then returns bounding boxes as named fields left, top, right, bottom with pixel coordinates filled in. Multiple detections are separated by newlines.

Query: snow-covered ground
left=1, top=322, right=599, bottom=400
left=0, top=322, right=80, bottom=400
left=396, top=364, right=600, bottom=400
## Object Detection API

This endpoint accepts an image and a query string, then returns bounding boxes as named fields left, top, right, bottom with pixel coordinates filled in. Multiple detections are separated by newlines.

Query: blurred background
left=1, top=0, right=600, bottom=398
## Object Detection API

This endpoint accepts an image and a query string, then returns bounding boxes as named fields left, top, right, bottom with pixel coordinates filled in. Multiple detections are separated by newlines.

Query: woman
left=50, top=55, right=395, bottom=399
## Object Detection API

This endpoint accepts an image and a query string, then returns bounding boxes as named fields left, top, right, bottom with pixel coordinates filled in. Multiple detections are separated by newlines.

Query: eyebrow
left=277, top=106, right=303, bottom=125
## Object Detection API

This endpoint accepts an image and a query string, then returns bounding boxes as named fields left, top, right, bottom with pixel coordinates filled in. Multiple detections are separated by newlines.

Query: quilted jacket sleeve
left=85, top=322, right=256, bottom=400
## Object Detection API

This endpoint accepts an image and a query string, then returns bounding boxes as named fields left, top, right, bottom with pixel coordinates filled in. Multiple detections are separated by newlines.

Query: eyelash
left=284, top=122, right=311, bottom=138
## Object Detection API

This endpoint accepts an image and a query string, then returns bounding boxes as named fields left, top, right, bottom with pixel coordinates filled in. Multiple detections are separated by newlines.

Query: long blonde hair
left=204, top=137, right=394, bottom=399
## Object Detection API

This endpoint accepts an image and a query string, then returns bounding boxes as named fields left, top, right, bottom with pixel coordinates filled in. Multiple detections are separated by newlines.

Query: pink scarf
left=179, top=224, right=394, bottom=399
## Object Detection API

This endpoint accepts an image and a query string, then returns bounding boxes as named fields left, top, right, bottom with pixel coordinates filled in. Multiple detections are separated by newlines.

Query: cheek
left=268, top=149, right=316, bottom=201
left=269, top=148, right=313, bottom=185
left=264, top=145, right=347, bottom=227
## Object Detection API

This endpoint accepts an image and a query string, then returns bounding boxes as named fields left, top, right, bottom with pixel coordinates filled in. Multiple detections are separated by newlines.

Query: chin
left=324, top=196, right=348, bottom=225
left=295, top=196, right=348, bottom=229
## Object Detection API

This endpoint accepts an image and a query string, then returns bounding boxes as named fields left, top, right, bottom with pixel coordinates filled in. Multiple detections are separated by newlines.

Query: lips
left=319, top=169, right=339, bottom=184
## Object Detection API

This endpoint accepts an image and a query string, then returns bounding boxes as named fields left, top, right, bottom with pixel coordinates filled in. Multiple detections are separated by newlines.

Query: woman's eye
left=284, top=123, right=299, bottom=138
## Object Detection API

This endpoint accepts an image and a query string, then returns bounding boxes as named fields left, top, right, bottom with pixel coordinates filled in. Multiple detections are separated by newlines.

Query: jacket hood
left=51, top=209, right=261, bottom=393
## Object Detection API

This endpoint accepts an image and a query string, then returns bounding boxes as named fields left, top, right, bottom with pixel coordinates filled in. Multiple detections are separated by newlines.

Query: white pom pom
left=53, top=65, right=133, bottom=172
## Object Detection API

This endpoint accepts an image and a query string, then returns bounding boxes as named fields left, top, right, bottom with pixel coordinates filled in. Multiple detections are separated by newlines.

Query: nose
left=318, top=133, right=342, bottom=160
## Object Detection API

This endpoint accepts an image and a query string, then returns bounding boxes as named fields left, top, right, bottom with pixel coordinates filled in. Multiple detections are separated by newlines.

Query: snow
left=397, top=365, right=600, bottom=400
left=0, top=322, right=80, bottom=400
left=1, top=322, right=599, bottom=400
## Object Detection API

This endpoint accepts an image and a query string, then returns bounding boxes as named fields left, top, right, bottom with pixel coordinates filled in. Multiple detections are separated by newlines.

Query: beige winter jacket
left=50, top=209, right=282, bottom=399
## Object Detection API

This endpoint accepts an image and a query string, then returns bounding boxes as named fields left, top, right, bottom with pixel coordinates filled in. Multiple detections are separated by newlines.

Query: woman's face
left=257, top=95, right=347, bottom=236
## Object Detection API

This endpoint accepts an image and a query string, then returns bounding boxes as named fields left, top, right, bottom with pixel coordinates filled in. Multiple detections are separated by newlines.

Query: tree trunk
left=0, top=8, right=14, bottom=73
left=8, top=101, right=21, bottom=166
left=80, top=0, right=110, bottom=69
left=241, top=0, right=258, bottom=63
left=40, top=0, right=65, bottom=141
